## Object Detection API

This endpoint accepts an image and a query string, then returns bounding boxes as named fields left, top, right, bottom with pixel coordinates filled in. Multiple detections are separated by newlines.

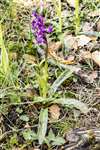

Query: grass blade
left=0, top=24, right=9, bottom=74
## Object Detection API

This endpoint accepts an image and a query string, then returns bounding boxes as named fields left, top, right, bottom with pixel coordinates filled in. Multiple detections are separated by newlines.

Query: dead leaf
left=23, top=54, right=36, bottom=64
left=80, top=51, right=92, bottom=59
left=64, top=35, right=78, bottom=50
left=49, top=105, right=60, bottom=120
left=80, top=50, right=100, bottom=67
left=13, top=148, right=23, bottom=150
left=95, top=88, right=100, bottom=97
left=75, top=70, right=91, bottom=84
left=9, top=52, right=18, bottom=60
left=48, top=41, right=75, bottom=64
left=88, top=71, right=98, bottom=83
left=89, top=36, right=97, bottom=41
left=66, top=0, right=75, bottom=8
left=14, top=0, right=33, bottom=8
left=88, top=9, right=100, bottom=17
left=25, top=88, right=35, bottom=98
left=74, top=66, right=98, bottom=83
left=82, top=22, right=93, bottom=32
left=48, top=41, right=62, bottom=52
left=33, top=0, right=47, bottom=8
left=97, top=20, right=100, bottom=32
left=64, top=35, right=91, bottom=49
left=77, top=35, right=91, bottom=47
left=67, top=55, right=75, bottom=62
left=24, top=123, right=30, bottom=128
left=91, top=51, right=100, bottom=66
left=66, top=130, right=79, bottom=143
left=24, top=148, right=40, bottom=150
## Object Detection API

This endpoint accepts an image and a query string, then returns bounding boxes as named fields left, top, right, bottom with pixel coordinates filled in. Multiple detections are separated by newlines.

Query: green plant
left=22, top=129, right=37, bottom=141
left=31, top=11, right=53, bottom=97
left=35, top=60, right=48, bottom=98
left=0, top=24, right=9, bottom=75
left=9, top=0, right=17, bottom=19
left=75, top=0, right=80, bottom=34
left=38, top=108, right=48, bottom=144
left=22, top=110, right=65, bottom=147
left=49, top=69, right=74, bottom=96
left=45, top=129, right=65, bottom=147
left=52, top=0, right=62, bottom=32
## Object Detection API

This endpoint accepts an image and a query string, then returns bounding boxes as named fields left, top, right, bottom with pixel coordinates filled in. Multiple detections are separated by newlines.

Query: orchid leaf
left=38, top=108, right=48, bottom=144
left=53, top=98, right=89, bottom=114
left=49, top=69, right=73, bottom=96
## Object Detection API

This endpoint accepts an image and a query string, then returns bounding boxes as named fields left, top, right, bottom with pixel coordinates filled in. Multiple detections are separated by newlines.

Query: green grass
left=0, top=24, right=9, bottom=75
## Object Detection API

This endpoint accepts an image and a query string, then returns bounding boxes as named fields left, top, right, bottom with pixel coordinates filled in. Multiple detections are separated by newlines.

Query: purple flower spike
left=47, top=25, right=53, bottom=33
left=31, top=11, right=53, bottom=45
left=32, top=11, right=38, bottom=17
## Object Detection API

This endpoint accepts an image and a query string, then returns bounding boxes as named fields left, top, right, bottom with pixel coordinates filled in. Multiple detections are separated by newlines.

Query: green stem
left=44, top=44, right=48, bottom=98
left=75, top=0, right=80, bottom=34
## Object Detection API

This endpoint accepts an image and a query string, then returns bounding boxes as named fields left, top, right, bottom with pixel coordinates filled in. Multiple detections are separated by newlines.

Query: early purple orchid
left=31, top=11, right=53, bottom=45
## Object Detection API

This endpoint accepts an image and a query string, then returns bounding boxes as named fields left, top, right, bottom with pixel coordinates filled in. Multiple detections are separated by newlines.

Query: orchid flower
left=31, top=11, right=53, bottom=45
